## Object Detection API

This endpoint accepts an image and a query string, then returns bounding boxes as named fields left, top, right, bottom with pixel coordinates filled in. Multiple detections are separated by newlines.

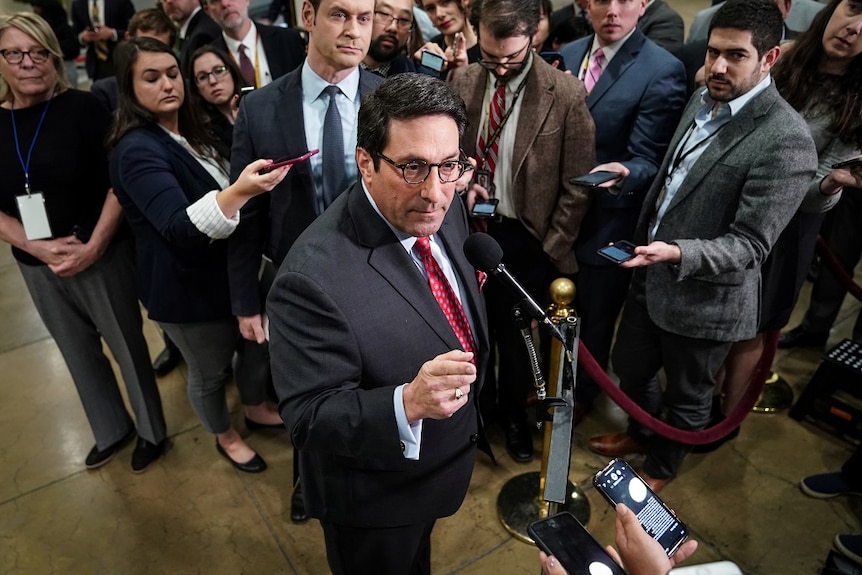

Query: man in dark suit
left=163, top=0, right=223, bottom=74
left=637, top=0, right=684, bottom=56
left=267, top=73, right=488, bottom=575
left=206, top=0, right=306, bottom=87
left=361, top=0, right=418, bottom=77
left=560, top=0, right=686, bottom=420
left=71, top=0, right=135, bottom=80
left=588, top=0, right=817, bottom=491
left=449, top=0, right=594, bottom=463
left=229, top=0, right=381, bottom=522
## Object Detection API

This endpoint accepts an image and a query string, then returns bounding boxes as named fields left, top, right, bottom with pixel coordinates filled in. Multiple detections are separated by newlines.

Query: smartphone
left=69, top=225, right=91, bottom=243
left=670, top=561, right=743, bottom=575
left=597, top=240, right=636, bottom=265
left=831, top=156, right=862, bottom=170
left=420, top=48, right=445, bottom=72
left=540, top=51, right=567, bottom=71
left=571, top=170, right=622, bottom=187
left=471, top=199, right=499, bottom=217
left=259, top=149, right=320, bottom=173
left=239, top=86, right=255, bottom=99
left=593, top=458, right=689, bottom=557
left=528, top=512, right=627, bottom=575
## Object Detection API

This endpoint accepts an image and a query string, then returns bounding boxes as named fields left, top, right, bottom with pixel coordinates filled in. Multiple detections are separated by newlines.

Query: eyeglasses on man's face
left=194, top=65, right=229, bottom=85
left=0, top=48, right=50, bottom=65
left=377, top=151, right=473, bottom=184
left=477, top=37, right=532, bottom=70
left=373, top=10, right=415, bottom=31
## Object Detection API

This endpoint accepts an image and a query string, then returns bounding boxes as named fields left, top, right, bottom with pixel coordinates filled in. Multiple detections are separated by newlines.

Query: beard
left=368, top=34, right=403, bottom=63
left=706, top=70, right=761, bottom=103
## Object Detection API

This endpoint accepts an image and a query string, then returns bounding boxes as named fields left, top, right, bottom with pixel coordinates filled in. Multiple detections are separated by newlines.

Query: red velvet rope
left=576, top=331, right=777, bottom=444
left=815, top=235, right=862, bottom=302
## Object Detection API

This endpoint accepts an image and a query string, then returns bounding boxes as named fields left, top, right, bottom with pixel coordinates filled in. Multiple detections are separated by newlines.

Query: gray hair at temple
left=358, top=73, right=467, bottom=170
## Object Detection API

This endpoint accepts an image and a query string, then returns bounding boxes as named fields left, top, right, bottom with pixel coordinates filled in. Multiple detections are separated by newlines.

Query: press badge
left=16, top=192, right=53, bottom=240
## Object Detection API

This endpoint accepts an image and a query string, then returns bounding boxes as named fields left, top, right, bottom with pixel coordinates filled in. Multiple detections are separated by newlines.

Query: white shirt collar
left=589, top=26, right=638, bottom=64
left=301, top=63, right=361, bottom=103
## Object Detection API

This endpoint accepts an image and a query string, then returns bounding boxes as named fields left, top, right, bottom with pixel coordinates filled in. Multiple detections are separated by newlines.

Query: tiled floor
left=3, top=1, right=860, bottom=572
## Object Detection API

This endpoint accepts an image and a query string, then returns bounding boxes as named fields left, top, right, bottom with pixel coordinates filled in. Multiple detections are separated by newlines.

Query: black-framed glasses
left=0, top=48, right=50, bottom=65
left=194, top=65, right=229, bottom=85
left=477, top=37, right=532, bottom=70
left=377, top=151, right=472, bottom=184
left=373, top=10, right=415, bottom=31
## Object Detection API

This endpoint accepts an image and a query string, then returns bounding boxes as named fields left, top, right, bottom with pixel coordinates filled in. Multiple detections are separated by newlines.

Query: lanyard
left=667, top=120, right=724, bottom=178
left=479, top=72, right=529, bottom=162
left=11, top=93, right=54, bottom=195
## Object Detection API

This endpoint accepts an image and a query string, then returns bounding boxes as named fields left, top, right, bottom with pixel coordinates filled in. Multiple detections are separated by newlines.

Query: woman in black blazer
left=109, top=38, right=290, bottom=473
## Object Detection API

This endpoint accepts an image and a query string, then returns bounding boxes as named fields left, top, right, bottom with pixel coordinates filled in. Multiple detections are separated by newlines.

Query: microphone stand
left=496, top=279, right=591, bottom=543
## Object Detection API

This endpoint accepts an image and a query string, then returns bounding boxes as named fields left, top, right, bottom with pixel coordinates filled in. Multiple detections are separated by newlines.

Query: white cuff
left=394, top=384, right=423, bottom=460
left=186, top=189, right=239, bottom=240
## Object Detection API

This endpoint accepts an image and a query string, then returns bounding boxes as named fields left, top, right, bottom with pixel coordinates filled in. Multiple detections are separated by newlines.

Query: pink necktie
left=584, top=48, right=604, bottom=93
left=414, top=237, right=476, bottom=359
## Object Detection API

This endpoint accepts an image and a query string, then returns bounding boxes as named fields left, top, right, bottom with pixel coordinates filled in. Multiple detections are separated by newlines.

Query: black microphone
left=464, top=232, right=566, bottom=344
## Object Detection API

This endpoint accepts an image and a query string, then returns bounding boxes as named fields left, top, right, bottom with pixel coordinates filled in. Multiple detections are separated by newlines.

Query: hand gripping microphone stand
left=464, top=234, right=590, bottom=542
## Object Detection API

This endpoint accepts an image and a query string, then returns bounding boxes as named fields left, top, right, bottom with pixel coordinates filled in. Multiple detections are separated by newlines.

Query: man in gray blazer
left=267, top=74, right=488, bottom=574
left=228, top=0, right=382, bottom=522
left=588, top=0, right=817, bottom=491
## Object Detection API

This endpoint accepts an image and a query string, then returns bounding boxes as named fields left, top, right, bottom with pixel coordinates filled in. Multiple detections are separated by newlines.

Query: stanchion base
left=497, top=471, right=590, bottom=544
left=753, top=372, right=794, bottom=413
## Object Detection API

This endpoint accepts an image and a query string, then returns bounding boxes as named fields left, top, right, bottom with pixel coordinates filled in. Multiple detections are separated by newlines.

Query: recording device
left=571, top=170, right=622, bottom=187
left=258, top=149, right=319, bottom=174
left=528, top=512, right=627, bottom=575
left=239, top=86, right=255, bottom=99
left=471, top=199, right=499, bottom=217
left=832, top=156, right=862, bottom=170
left=593, top=458, right=689, bottom=557
left=540, top=51, right=567, bottom=71
left=420, top=48, right=445, bottom=72
left=69, top=225, right=91, bottom=243
left=463, top=232, right=565, bottom=344
left=597, top=240, right=636, bottom=265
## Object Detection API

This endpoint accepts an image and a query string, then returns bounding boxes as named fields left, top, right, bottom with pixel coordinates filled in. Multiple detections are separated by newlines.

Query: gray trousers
left=19, top=238, right=166, bottom=449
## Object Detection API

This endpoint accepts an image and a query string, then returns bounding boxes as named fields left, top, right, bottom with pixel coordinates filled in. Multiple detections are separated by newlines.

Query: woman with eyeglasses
left=414, top=0, right=479, bottom=74
left=187, top=46, right=243, bottom=150
left=109, top=37, right=290, bottom=473
left=0, top=13, right=168, bottom=473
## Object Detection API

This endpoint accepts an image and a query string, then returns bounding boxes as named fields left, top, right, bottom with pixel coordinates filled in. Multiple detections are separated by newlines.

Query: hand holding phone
left=258, top=149, right=319, bottom=174
left=529, top=512, right=627, bottom=575
left=594, top=458, right=689, bottom=557
left=597, top=240, right=637, bottom=265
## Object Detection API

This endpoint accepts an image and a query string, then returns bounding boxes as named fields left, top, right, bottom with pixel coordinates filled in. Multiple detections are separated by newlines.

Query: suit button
left=470, top=434, right=478, bottom=443
left=400, top=440, right=406, bottom=453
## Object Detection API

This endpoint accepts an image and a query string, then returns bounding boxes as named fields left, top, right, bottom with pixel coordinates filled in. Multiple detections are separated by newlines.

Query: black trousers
left=321, top=519, right=436, bottom=575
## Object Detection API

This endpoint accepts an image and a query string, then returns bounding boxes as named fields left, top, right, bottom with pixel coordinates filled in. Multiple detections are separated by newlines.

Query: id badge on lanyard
left=16, top=192, right=52, bottom=240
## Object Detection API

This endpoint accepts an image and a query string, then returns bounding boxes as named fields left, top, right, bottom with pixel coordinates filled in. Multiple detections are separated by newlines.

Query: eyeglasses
left=0, top=48, right=51, bottom=65
left=194, top=65, right=229, bottom=85
left=373, top=10, right=415, bottom=31
left=377, top=151, right=472, bottom=184
left=477, top=37, right=532, bottom=70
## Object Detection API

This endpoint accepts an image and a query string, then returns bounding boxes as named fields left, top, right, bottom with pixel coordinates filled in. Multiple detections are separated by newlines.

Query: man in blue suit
left=228, top=0, right=383, bottom=523
left=560, top=0, right=686, bottom=418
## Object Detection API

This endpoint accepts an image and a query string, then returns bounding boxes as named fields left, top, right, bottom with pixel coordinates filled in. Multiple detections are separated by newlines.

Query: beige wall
left=1, top=0, right=29, bottom=16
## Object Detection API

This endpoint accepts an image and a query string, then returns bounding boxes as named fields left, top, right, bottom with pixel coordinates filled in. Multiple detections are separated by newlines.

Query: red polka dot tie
left=414, top=236, right=476, bottom=359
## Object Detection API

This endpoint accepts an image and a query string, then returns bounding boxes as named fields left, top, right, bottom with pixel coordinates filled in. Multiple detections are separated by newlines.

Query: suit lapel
left=587, top=31, right=644, bottom=106
left=258, top=25, right=281, bottom=78
left=512, top=60, right=552, bottom=184
left=148, top=127, right=221, bottom=196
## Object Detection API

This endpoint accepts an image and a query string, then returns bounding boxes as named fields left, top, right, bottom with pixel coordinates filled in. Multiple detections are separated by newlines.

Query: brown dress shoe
left=588, top=432, right=648, bottom=457
left=636, top=467, right=672, bottom=493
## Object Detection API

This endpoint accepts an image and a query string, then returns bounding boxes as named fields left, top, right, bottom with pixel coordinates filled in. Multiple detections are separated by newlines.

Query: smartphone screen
left=471, top=199, right=498, bottom=217
left=528, top=512, right=627, bottom=575
left=597, top=241, right=636, bottom=264
left=594, top=459, right=688, bottom=556
left=420, top=49, right=444, bottom=72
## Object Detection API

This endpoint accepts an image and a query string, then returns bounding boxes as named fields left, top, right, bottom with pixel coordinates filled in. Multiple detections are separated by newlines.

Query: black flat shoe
left=501, top=418, right=534, bottom=463
left=152, top=343, right=182, bottom=377
left=777, top=326, right=828, bottom=349
left=215, top=440, right=267, bottom=473
left=131, top=438, right=166, bottom=473
left=85, top=428, right=136, bottom=469
left=244, top=417, right=285, bottom=431
left=291, top=481, right=310, bottom=523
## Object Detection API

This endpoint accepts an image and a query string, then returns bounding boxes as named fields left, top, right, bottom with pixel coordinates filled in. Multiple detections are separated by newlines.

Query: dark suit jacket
left=110, top=125, right=232, bottom=323
left=71, top=0, right=135, bottom=79
left=90, top=75, right=117, bottom=112
left=179, top=9, right=223, bottom=76
left=637, top=0, right=684, bottom=57
left=228, top=65, right=383, bottom=316
left=449, top=56, right=595, bottom=274
left=634, top=84, right=817, bottom=341
left=212, top=24, right=306, bottom=84
left=267, top=181, right=489, bottom=527
left=561, top=30, right=686, bottom=266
